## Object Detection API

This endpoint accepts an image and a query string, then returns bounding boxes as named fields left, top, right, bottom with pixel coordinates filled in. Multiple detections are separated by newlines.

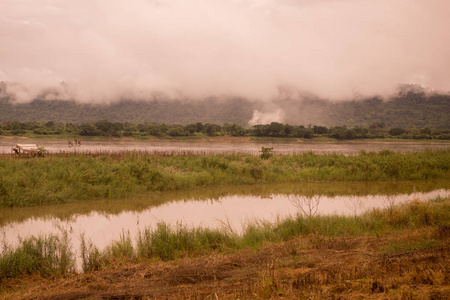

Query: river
left=1, top=137, right=449, bottom=155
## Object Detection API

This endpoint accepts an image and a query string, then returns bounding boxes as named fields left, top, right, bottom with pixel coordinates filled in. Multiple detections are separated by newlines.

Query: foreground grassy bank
left=1, top=197, right=449, bottom=298
left=1, top=149, right=449, bottom=207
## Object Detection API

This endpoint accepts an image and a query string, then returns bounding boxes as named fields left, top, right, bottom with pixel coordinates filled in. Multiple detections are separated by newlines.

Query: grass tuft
left=0, top=230, right=74, bottom=280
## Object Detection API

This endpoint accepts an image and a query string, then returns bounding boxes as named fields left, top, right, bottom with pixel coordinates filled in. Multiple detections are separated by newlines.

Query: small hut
left=12, top=144, right=43, bottom=157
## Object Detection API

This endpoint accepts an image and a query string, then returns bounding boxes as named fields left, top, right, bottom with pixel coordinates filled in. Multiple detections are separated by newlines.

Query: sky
left=1, top=0, right=450, bottom=103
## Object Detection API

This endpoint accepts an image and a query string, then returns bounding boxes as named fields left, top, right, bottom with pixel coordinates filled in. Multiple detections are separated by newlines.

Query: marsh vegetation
left=1, top=197, right=449, bottom=299
left=1, top=197, right=449, bottom=278
left=0, top=148, right=449, bottom=298
left=0, top=149, right=449, bottom=207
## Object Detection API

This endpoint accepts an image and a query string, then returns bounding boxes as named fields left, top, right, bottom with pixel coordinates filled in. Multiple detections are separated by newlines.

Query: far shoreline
left=1, top=134, right=450, bottom=144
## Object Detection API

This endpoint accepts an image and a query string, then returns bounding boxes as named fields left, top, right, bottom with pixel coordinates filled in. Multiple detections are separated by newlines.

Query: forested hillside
left=0, top=90, right=449, bottom=128
left=0, top=97, right=254, bottom=126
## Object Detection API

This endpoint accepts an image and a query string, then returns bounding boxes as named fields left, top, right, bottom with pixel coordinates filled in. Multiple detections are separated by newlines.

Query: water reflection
left=2, top=189, right=449, bottom=253
left=1, top=179, right=448, bottom=226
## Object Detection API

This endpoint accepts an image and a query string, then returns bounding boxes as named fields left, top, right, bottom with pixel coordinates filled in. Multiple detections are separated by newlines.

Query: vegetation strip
left=0, top=149, right=449, bottom=207
left=1, top=119, right=450, bottom=139
left=1, top=197, right=449, bottom=298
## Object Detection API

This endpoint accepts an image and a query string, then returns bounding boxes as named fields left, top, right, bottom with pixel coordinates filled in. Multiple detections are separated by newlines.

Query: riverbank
left=2, top=133, right=450, bottom=143
left=0, top=150, right=449, bottom=207
left=1, top=197, right=449, bottom=299
left=2, top=135, right=449, bottom=158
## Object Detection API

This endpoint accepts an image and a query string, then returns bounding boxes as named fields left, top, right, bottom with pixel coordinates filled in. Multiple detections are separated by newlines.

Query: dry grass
left=2, top=226, right=449, bottom=300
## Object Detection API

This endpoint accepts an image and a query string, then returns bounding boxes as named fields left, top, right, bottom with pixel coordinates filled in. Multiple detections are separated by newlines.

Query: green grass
left=383, top=235, right=439, bottom=254
left=0, top=230, right=74, bottom=280
left=136, top=196, right=450, bottom=259
left=0, top=149, right=449, bottom=207
left=1, top=197, right=448, bottom=280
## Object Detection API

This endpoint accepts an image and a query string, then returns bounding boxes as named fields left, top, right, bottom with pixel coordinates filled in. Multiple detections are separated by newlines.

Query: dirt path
left=2, top=232, right=449, bottom=299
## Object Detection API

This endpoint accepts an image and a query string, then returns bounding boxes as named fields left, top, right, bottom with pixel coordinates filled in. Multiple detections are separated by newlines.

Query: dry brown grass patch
left=2, top=233, right=449, bottom=299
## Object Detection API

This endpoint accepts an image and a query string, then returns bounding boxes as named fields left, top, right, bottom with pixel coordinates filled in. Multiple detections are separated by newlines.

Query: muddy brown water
left=1, top=138, right=449, bottom=155
left=1, top=181, right=449, bottom=262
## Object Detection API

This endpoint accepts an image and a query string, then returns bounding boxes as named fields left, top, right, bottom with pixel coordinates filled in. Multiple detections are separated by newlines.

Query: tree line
left=1, top=120, right=449, bottom=140
left=1, top=86, right=449, bottom=129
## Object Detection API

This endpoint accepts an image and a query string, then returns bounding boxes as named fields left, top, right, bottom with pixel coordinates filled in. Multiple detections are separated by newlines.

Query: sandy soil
left=2, top=228, right=449, bottom=300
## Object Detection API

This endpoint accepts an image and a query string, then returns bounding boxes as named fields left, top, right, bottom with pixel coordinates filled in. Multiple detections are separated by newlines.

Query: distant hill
left=0, top=90, right=449, bottom=128
left=279, top=90, right=450, bottom=129
left=0, top=97, right=255, bottom=126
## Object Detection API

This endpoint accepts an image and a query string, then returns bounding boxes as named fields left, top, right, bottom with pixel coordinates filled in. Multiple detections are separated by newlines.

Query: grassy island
left=0, top=149, right=449, bottom=207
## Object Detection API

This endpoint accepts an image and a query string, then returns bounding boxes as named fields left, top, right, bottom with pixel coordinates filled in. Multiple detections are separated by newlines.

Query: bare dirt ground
left=2, top=229, right=449, bottom=299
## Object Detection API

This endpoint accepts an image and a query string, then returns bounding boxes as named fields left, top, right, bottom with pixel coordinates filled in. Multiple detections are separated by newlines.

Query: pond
left=1, top=180, right=449, bottom=256
left=1, top=138, right=449, bottom=155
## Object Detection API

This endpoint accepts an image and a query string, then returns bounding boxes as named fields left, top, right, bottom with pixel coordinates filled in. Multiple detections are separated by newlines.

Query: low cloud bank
left=1, top=0, right=449, bottom=103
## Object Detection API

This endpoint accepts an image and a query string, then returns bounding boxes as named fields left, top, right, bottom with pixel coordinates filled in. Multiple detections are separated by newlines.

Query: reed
left=0, top=149, right=448, bottom=207
left=0, top=230, right=74, bottom=280
left=136, top=223, right=236, bottom=261
left=80, top=233, right=104, bottom=273
left=106, top=231, right=135, bottom=262
left=134, top=197, right=450, bottom=258
left=1, top=197, right=448, bottom=280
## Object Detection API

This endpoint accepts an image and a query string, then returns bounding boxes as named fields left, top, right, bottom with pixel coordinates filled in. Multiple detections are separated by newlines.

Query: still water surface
left=1, top=183, right=449, bottom=253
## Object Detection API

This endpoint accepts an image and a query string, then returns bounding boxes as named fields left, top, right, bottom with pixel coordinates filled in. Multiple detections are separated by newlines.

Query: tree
left=223, top=123, right=246, bottom=136
left=79, top=124, right=99, bottom=136
left=288, top=194, right=321, bottom=218
left=95, top=120, right=113, bottom=135
left=195, top=122, right=204, bottom=132
left=204, top=123, right=222, bottom=136
left=303, top=129, right=315, bottom=139
left=388, top=128, right=406, bottom=136
left=329, top=126, right=349, bottom=139
left=45, top=121, right=55, bottom=129
left=353, top=126, right=368, bottom=138
left=185, top=123, right=198, bottom=134
left=267, top=122, right=284, bottom=137
left=313, top=126, right=328, bottom=134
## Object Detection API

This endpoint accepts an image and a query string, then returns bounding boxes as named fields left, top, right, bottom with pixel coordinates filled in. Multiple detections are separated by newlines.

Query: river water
left=1, top=138, right=449, bottom=155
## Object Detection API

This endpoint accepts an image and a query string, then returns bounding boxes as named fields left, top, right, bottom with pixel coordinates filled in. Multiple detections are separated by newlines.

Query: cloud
left=1, top=0, right=450, bottom=103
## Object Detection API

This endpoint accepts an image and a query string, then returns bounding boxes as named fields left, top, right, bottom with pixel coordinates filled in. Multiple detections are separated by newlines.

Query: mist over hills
left=0, top=89, right=449, bottom=129
left=2, top=1, right=449, bottom=130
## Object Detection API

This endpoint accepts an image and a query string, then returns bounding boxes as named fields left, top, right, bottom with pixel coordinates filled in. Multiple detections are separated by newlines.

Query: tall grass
left=137, top=223, right=236, bottom=261
left=1, top=197, right=448, bottom=280
left=0, top=230, right=74, bottom=280
left=1, top=149, right=449, bottom=207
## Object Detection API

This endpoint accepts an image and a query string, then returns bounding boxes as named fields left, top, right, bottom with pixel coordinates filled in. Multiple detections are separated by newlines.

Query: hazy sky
left=1, top=0, right=450, bottom=103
